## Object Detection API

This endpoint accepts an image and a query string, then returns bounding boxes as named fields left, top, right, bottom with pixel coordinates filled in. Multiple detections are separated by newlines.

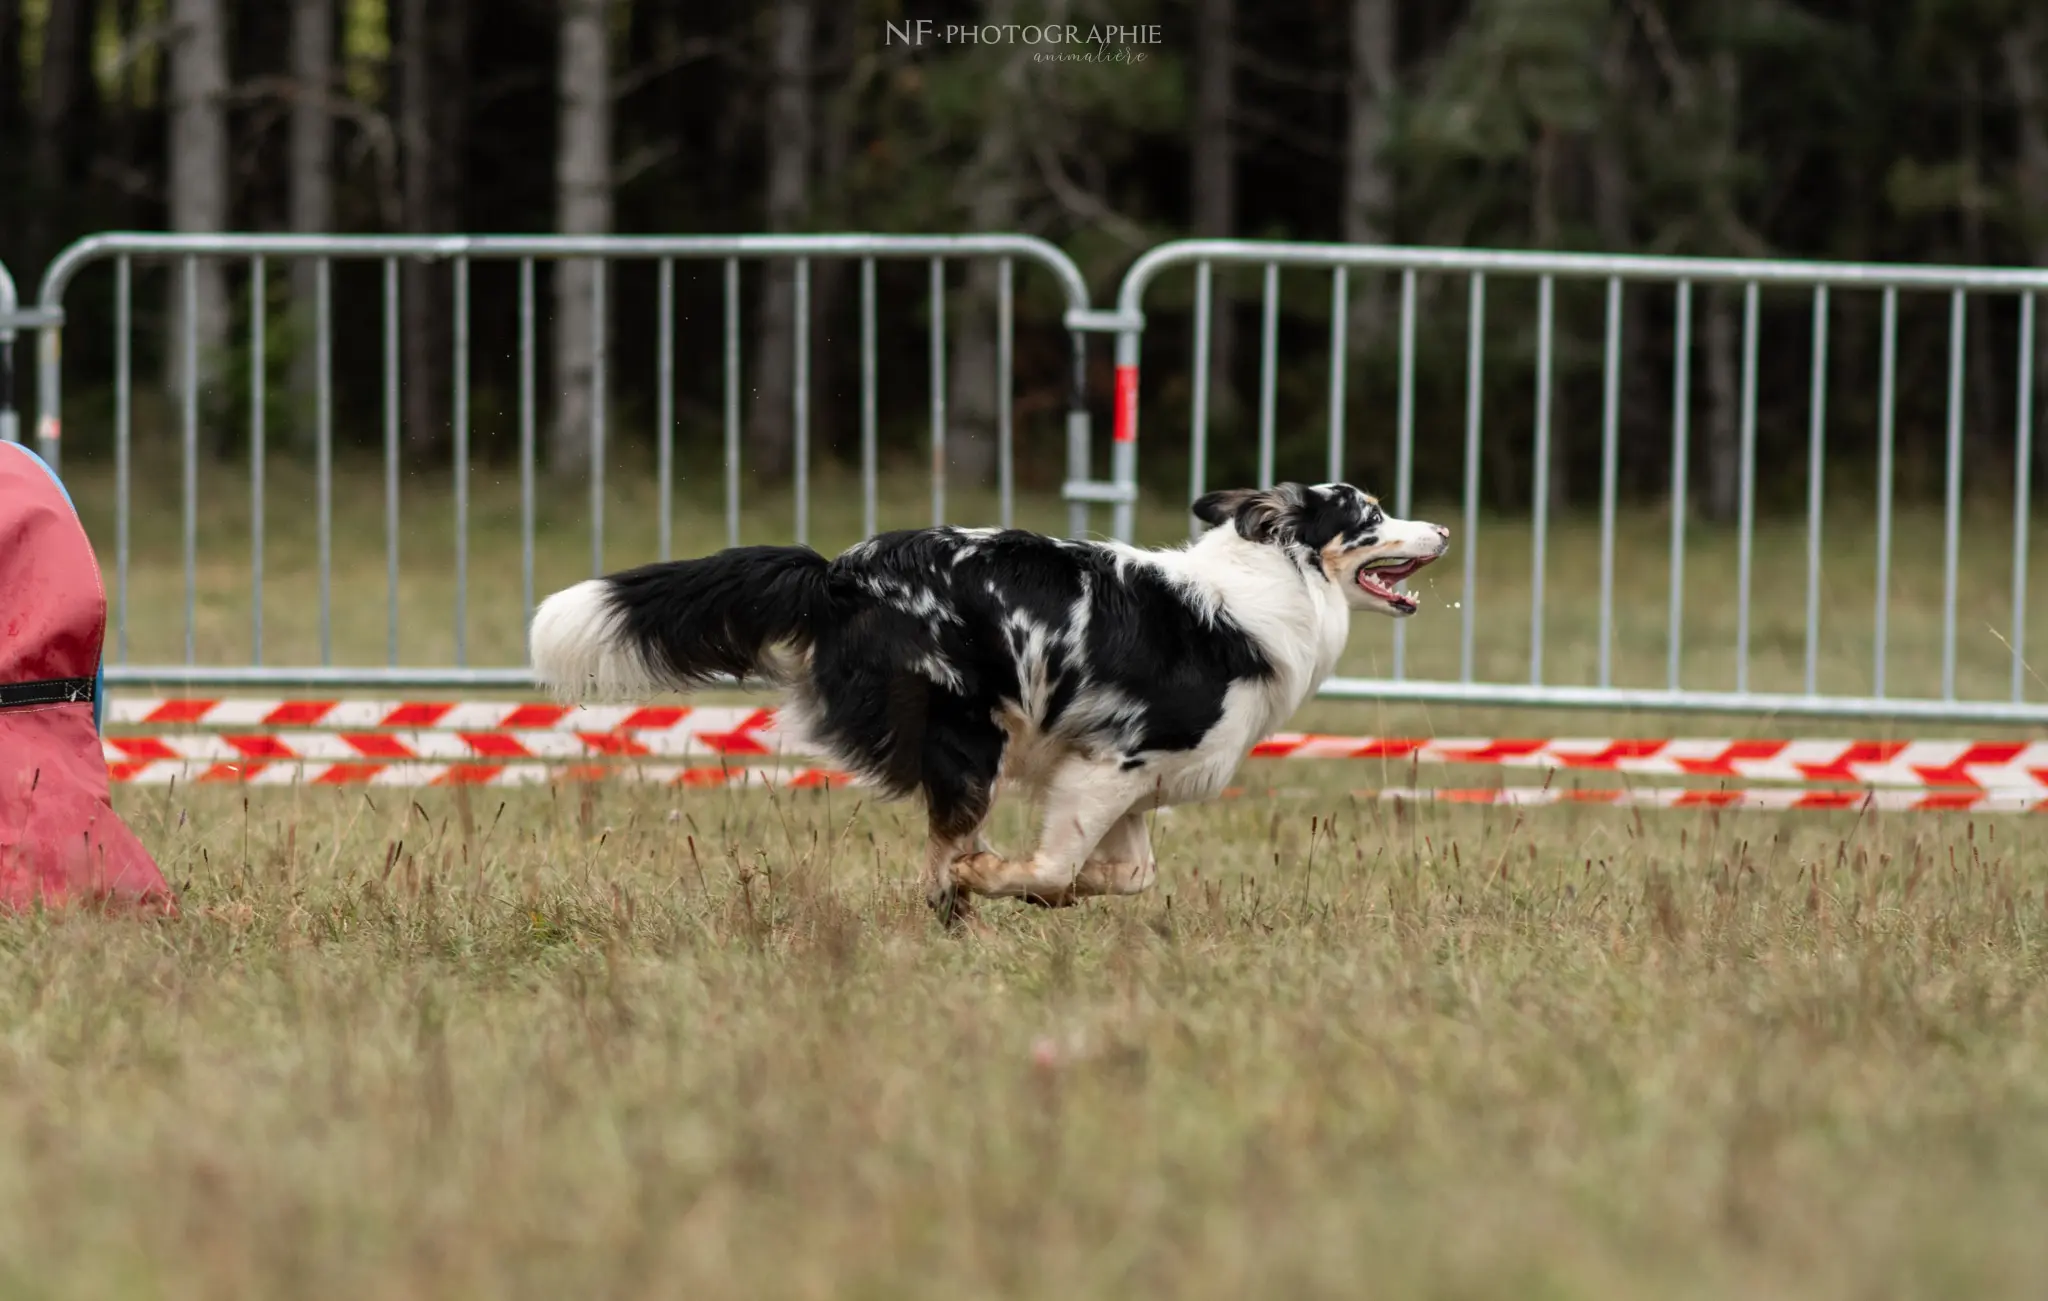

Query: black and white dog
left=529, top=483, right=1448, bottom=921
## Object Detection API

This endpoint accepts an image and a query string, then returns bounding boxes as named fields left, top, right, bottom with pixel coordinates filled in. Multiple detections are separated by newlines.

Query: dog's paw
left=925, top=882, right=979, bottom=930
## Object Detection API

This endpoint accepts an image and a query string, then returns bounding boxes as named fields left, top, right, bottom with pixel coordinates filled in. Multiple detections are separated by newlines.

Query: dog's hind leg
left=916, top=702, right=1007, bottom=928
left=950, top=757, right=1154, bottom=907
left=1019, top=809, right=1158, bottom=907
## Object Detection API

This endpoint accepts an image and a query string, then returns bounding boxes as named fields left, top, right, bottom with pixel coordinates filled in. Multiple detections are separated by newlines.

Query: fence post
left=1111, top=327, right=1140, bottom=541
left=0, top=261, right=18, bottom=448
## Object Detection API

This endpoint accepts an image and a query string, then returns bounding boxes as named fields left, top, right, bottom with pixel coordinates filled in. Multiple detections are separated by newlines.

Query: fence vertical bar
left=1188, top=261, right=1213, bottom=540
left=589, top=260, right=606, bottom=577
left=181, top=257, right=198, bottom=665
left=1875, top=287, right=1898, bottom=697
left=998, top=257, right=1015, bottom=530
left=1530, top=275, right=1554, bottom=685
left=1941, top=287, right=1966, bottom=700
left=930, top=257, right=946, bottom=526
left=1736, top=281, right=1759, bottom=694
left=1257, top=262, right=1279, bottom=488
left=794, top=257, right=810, bottom=547
left=1067, top=324, right=1092, bottom=542
left=657, top=258, right=674, bottom=562
left=249, top=256, right=266, bottom=665
left=114, top=256, right=131, bottom=664
left=1804, top=286, right=1829, bottom=696
left=517, top=259, right=534, bottom=628
left=1459, top=273, right=1485, bottom=684
left=1668, top=281, right=1693, bottom=690
left=1596, top=278, right=1622, bottom=688
left=2014, top=294, right=2036, bottom=703
left=386, top=259, right=402, bottom=663
left=724, top=257, right=741, bottom=549
left=860, top=257, right=878, bottom=540
left=316, top=259, right=333, bottom=665
left=1326, top=267, right=1348, bottom=485
left=453, top=257, right=470, bottom=665
left=1392, top=268, right=1416, bottom=679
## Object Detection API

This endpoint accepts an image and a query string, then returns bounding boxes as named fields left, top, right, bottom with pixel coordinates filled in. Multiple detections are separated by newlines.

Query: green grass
left=8, top=455, right=2048, bottom=1296
left=5, top=781, right=2047, bottom=1298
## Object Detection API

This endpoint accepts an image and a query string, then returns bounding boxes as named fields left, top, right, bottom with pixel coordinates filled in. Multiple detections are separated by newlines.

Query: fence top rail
left=1114, top=238, right=2048, bottom=320
left=37, top=230, right=1094, bottom=314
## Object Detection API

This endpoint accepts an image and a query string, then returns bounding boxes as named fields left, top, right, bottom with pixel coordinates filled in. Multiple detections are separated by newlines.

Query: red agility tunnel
left=1, top=441, right=175, bottom=915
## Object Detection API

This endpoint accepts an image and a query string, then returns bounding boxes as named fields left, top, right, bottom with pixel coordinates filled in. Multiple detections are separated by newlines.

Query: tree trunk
left=398, top=0, right=436, bottom=452
left=1958, top=59, right=2000, bottom=456
left=944, top=0, right=1022, bottom=491
left=1590, top=13, right=1642, bottom=490
left=32, top=0, right=93, bottom=265
left=1193, top=0, right=1239, bottom=437
left=1532, top=125, right=1569, bottom=513
left=0, top=0, right=25, bottom=247
left=1343, top=0, right=1395, bottom=356
left=748, top=0, right=814, bottom=481
left=289, top=0, right=334, bottom=452
left=2002, top=13, right=2048, bottom=479
left=552, top=0, right=614, bottom=477
left=166, top=0, right=231, bottom=409
left=1704, top=286, right=1739, bottom=522
left=1701, top=49, right=1742, bottom=522
left=809, top=0, right=864, bottom=459
left=396, top=0, right=466, bottom=455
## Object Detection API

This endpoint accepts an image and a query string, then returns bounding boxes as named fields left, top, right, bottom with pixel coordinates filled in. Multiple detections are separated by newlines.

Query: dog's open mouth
left=1356, top=555, right=1436, bottom=612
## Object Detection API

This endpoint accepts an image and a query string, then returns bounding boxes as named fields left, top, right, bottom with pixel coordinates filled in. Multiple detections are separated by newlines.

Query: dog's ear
left=1191, top=485, right=1305, bottom=544
left=1192, top=488, right=1257, bottom=529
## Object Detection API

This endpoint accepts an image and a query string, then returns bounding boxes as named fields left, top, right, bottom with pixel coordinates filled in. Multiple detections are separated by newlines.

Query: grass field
left=7, top=456, right=2048, bottom=1297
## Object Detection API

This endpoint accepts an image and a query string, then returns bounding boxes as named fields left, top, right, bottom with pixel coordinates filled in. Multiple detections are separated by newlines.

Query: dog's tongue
left=1358, top=568, right=1415, bottom=606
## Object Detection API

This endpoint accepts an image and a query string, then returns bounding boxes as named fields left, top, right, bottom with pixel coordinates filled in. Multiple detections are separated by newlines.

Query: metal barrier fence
left=1110, top=240, right=2046, bottom=725
left=0, top=258, right=63, bottom=448
left=30, top=233, right=1136, bottom=689
left=27, top=232, right=2048, bottom=724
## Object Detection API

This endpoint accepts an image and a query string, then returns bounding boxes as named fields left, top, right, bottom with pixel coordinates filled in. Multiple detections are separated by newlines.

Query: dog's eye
left=1366, top=508, right=1383, bottom=527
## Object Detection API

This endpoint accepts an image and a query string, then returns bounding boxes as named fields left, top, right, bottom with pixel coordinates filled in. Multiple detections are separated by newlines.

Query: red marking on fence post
left=1113, top=365, right=1138, bottom=443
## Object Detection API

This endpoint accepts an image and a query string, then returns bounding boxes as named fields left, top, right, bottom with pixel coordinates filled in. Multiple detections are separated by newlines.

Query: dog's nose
left=1433, top=524, right=1449, bottom=538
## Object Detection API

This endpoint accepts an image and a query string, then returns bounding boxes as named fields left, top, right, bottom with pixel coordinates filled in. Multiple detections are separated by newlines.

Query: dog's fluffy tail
left=529, top=545, right=834, bottom=701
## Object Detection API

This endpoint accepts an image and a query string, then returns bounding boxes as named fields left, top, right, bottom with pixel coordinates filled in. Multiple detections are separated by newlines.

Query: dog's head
left=1192, top=482, right=1450, bottom=617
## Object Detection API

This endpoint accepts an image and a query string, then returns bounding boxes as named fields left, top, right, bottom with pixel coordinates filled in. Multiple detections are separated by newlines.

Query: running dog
left=528, top=482, right=1448, bottom=922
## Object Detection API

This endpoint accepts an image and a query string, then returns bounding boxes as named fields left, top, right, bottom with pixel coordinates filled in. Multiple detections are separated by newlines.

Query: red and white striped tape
left=103, top=727, right=807, bottom=764
left=1361, top=786, right=2048, bottom=813
left=106, top=699, right=778, bottom=738
left=104, top=760, right=852, bottom=789
left=102, top=723, right=2048, bottom=792
left=1248, top=734, right=2048, bottom=790
left=98, top=760, right=2048, bottom=813
left=99, top=701, right=2048, bottom=790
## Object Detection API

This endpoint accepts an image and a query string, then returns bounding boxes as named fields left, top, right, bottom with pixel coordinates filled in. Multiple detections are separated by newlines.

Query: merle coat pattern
left=529, top=483, right=1448, bottom=922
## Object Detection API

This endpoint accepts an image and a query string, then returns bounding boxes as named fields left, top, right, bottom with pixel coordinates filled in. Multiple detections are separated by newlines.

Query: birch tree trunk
left=167, top=0, right=230, bottom=407
left=552, top=0, right=614, bottom=477
left=1193, top=0, right=1240, bottom=437
left=290, top=0, right=334, bottom=451
left=748, top=0, right=813, bottom=481
left=944, top=0, right=1022, bottom=490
